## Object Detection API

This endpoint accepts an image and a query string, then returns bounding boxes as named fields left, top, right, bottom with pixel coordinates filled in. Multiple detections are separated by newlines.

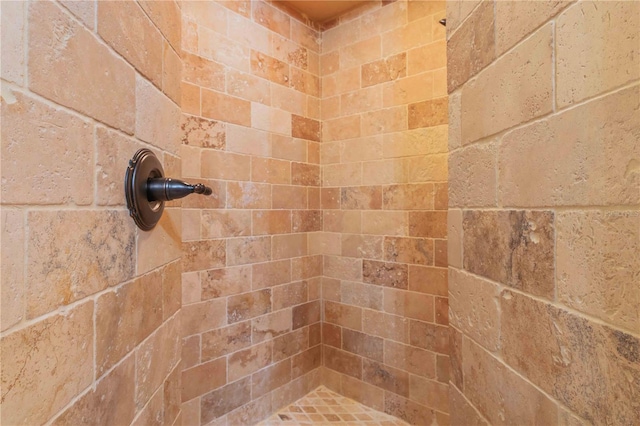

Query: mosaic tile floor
left=258, top=386, right=409, bottom=426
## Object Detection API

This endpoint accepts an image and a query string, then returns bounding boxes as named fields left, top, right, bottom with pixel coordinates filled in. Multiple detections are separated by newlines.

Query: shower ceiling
left=278, top=0, right=370, bottom=22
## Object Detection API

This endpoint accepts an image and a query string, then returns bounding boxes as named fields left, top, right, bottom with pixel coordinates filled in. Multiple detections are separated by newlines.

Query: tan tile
left=202, top=322, right=252, bottom=361
left=449, top=269, right=500, bottom=351
left=29, top=2, right=135, bottom=132
left=2, top=91, right=94, bottom=205
left=408, top=211, right=447, bottom=239
left=182, top=335, right=201, bottom=370
left=181, top=115, right=226, bottom=150
left=52, top=353, right=135, bottom=426
left=323, top=115, right=361, bottom=142
left=406, top=154, right=447, bottom=182
left=323, top=322, right=342, bottom=348
left=293, top=301, right=321, bottom=329
left=463, top=210, right=555, bottom=299
left=384, top=340, right=436, bottom=379
left=181, top=298, right=227, bottom=336
left=272, top=135, right=307, bottom=162
left=363, top=260, right=408, bottom=289
left=383, top=237, right=434, bottom=266
left=324, top=346, right=363, bottom=380
left=273, top=281, right=307, bottom=310
left=0, top=209, right=24, bottom=331
left=361, top=106, right=408, bottom=137
left=408, top=265, right=447, bottom=298
left=201, top=210, right=251, bottom=239
left=135, top=316, right=180, bottom=410
left=384, top=288, right=434, bottom=322
left=228, top=289, right=272, bottom=323
left=449, top=384, right=488, bottom=426
left=201, top=266, right=250, bottom=300
left=324, top=301, right=363, bottom=331
left=293, top=210, right=323, bottom=233
left=200, top=377, right=252, bottom=423
left=501, top=290, right=640, bottom=424
left=252, top=309, right=292, bottom=343
left=363, top=159, right=409, bottom=185
left=202, top=89, right=251, bottom=126
left=384, top=392, right=436, bottom=425
left=251, top=50, right=290, bottom=86
left=292, top=162, right=320, bottom=186
left=227, top=68, right=271, bottom=104
left=409, top=320, right=448, bottom=355
left=1, top=1, right=25, bottom=84
left=383, top=184, right=434, bottom=210
left=229, top=341, right=273, bottom=382
left=408, top=97, right=448, bottom=129
left=272, top=233, right=308, bottom=260
left=341, top=329, right=384, bottom=362
left=556, top=1, right=639, bottom=107
left=363, top=310, right=410, bottom=344
left=292, top=255, right=323, bottom=281
left=381, top=16, right=433, bottom=56
left=253, top=210, right=292, bottom=236
left=383, top=72, right=433, bottom=107
left=292, top=346, right=321, bottom=379
left=253, top=359, right=292, bottom=398
left=139, top=0, right=180, bottom=50
left=449, top=142, right=496, bottom=207
left=407, top=40, right=446, bottom=75
left=463, top=334, right=558, bottom=425
left=498, top=85, right=640, bottom=207
left=137, top=208, right=182, bottom=274
left=447, top=1, right=495, bottom=92
left=362, top=211, right=407, bottom=236
left=383, top=126, right=447, bottom=159
left=341, top=281, right=383, bottom=311
left=182, top=240, right=226, bottom=272
left=1, top=302, right=93, bottom=425
left=253, top=260, right=292, bottom=290
left=273, top=328, right=309, bottom=362
left=557, top=211, right=640, bottom=331
left=227, top=182, right=272, bottom=209
left=26, top=211, right=135, bottom=319
left=461, top=23, right=552, bottom=144
left=324, top=256, right=362, bottom=281
left=362, top=359, right=409, bottom=397
left=409, top=376, right=448, bottom=413
left=182, top=51, right=225, bottom=90
left=182, top=358, right=227, bottom=404
left=252, top=103, right=292, bottom=136
left=135, top=75, right=180, bottom=154
left=227, top=393, right=273, bottom=425
left=341, top=234, right=383, bottom=260
left=273, top=185, right=308, bottom=209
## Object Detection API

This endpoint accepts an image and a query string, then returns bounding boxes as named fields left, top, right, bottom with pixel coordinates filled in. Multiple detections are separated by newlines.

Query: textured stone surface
left=556, top=1, right=640, bottom=108
left=26, top=211, right=135, bottom=318
left=1, top=302, right=94, bottom=425
left=557, top=211, right=640, bottom=332
left=460, top=23, right=552, bottom=144
left=463, top=210, right=555, bottom=299
left=448, top=269, right=500, bottom=351
left=449, top=142, right=496, bottom=207
left=498, top=85, right=640, bottom=207
left=1, top=91, right=93, bottom=205
left=29, top=1, right=135, bottom=132
left=1, top=209, right=24, bottom=331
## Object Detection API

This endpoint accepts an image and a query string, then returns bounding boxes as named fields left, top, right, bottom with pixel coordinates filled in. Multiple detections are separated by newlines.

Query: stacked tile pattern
left=1, top=1, right=183, bottom=425
left=316, top=2, right=450, bottom=424
left=178, top=2, right=325, bottom=425
left=447, top=1, right=640, bottom=424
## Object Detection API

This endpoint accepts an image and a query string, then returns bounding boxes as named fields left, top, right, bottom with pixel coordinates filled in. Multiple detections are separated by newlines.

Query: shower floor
left=258, top=386, right=409, bottom=425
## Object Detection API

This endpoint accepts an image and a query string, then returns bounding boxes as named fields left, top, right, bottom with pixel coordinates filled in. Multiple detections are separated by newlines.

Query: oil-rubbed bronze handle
left=124, top=149, right=211, bottom=231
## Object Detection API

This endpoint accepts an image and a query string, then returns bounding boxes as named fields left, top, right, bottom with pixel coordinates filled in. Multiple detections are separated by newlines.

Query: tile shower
left=1, top=1, right=638, bottom=426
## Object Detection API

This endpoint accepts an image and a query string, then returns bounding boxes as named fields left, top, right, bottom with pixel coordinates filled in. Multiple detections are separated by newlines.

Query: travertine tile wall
left=447, top=1, right=640, bottom=424
left=178, top=2, right=325, bottom=424
left=316, top=2, right=450, bottom=424
left=1, top=1, right=182, bottom=425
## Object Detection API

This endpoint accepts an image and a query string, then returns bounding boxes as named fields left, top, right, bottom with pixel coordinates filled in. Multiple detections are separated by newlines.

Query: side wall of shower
left=1, top=1, right=183, bottom=424
left=446, top=1, right=640, bottom=424
left=178, top=2, right=325, bottom=424
left=316, top=2, right=450, bottom=424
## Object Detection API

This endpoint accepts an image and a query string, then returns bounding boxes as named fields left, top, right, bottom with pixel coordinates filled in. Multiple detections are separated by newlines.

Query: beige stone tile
left=383, top=184, right=434, bottom=210
left=341, top=281, right=383, bottom=311
left=272, top=233, right=308, bottom=260
left=252, top=104, right=292, bottom=136
left=291, top=255, right=322, bottom=281
left=557, top=211, right=640, bottom=332
left=272, top=135, right=307, bottom=162
left=181, top=115, right=226, bottom=150
left=225, top=123, right=271, bottom=157
left=293, top=210, right=323, bottom=233
left=405, top=154, right=447, bottom=182
left=556, top=1, right=639, bottom=108
left=180, top=398, right=201, bottom=426
left=273, top=327, right=308, bottom=362
left=384, top=340, right=436, bottom=379
left=384, top=288, right=434, bottom=322
left=341, top=87, right=382, bottom=116
left=98, top=0, right=162, bottom=86
left=252, top=309, right=292, bottom=343
left=181, top=82, right=200, bottom=116
left=181, top=298, right=227, bottom=336
left=228, top=392, right=273, bottom=425
left=408, top=97, right=448, bottom=129
left=182, top=357, right=227, bottom=403
left=1, top=301, right=93, bottom=425
left=135, top=75, right=181, bottom=154
left=182, top=334, right=201, bottom=370
left=362, top=211, right=407, bottom=236
left=202, top=210, right=252, bottom=239
left=291, top=162, right=320, bottom=186
left=226, top=70, right=270, bottom=105
left=383, top=71, right=434, bottom=107
left=253, top=260, right=292, bottom=290
left=1, top=90, right=93, bottom=205
left=308, top=232, right=341, bottom=256
left=362, top=260, right=408, bottom=289
left=200, top=376, right=252, bottom=425
left=341, top=186, right=383, bottom=210
left=229, top=341, right=273, bottom=382
left=324, top=346, right=363, bottom=380
left=449, top=385, right=488, bottom=426
left=324, top=301, right=363, bottom=331
left=52, top=353, right=135, bottom=426
left=201, top=322, right=252, bottom=361
left=137, top=207, right=182, bottom=273
left=449, top=141, right=496, bottom=207
left=323, top=163, right=362, bottom=187
left=182, top=1, right=227, bottom=33
left=340, top=35, right=381, bottom=69
left=383, top=237, right=434, bottom=266
left=362, top=310, right=410, bottom=344
left=198, top=26, right=250, bottom=73
left=1, top=1, right=25, bottom=84
left=182, top=52, right=225, bottom=92
left=463, top=210, right=555, bottom=299
left=448, top=268, right=500, bottom=351
left=182, top=239, right=226, bottom=272
left=447, top=0, right=495, bottom=93
left=273, top=280, right=307, bottom=310
left=253, top=359, right=292, bottom=398
left=409, top=320, right=448, bottom=355
left=384, top=389, right=437, bottom=425
left=292, top=346, right=322, bottom=379
left=382, top=16, right=433, bottom=57
left=362, top=159, right=409, bottom=185
left=407, top=40, right=446, bottom=75
left=361, top=106, right=408, bottom=137
left=341, top=234, right=383, bottom=260
left=341, top=328, right=384, bottom=362
left=409, top=376, right=448, bottom=413
left=201, top=265, right=250, bottom=300
left=362, top=359, right=409, bottom=397
left=26, top=210, right=135, bottom=318
left=408, top=265, right=447, bottom=297
left=273, top=185, right=308, bottom=209
left=227, top=182, right=272, bottom=209
left=227, top=289, right=272, bottom=323
left=446, top=0, right=482, bottom=33
left=501, top=290, right=640, bottom=424
left=201, top=89, right=251, bottom=127
left=135, top=315, right=180, bottom=410
left=461, top=23, right=552, bottom=144
left=408, top=211, right=447, bottom=239
left=498, top=85, right=640, bottom=207
left=383, top=126, right=447, bottom=159
left=139, top=0, right=181, bottom=51
left=323, top=115, right=361, bottom=142
left=324, top=255, right=362, bottom=281
left=29, top=1, right=135, bottom=132
left=0, top=209, right=23, bottom=331
left=293, top=300, right=321, bottom=329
